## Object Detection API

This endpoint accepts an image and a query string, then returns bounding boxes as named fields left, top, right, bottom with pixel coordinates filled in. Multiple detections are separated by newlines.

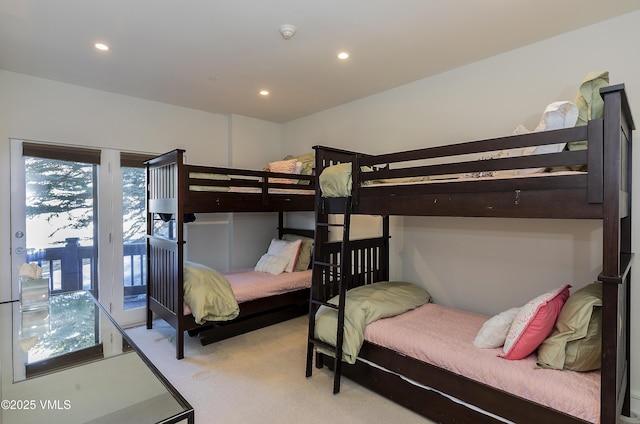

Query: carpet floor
left=126, top=316, right=433, bottom=424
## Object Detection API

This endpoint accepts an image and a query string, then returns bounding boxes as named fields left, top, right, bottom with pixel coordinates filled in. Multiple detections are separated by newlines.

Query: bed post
left=382, top=215, right=390, bottom=281
left=145, top=149, right=188, bottom=359
left=175, top=150, right=187, bottom=360
left=145, top=159, right=153, bottom=331
left=599, top=84, right=634, bottom=423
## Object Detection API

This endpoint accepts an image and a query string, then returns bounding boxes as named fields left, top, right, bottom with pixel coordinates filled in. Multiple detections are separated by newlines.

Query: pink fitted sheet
left=364, top=303, right=600, bottom=423
left=224, top=268, right=312, bottom=303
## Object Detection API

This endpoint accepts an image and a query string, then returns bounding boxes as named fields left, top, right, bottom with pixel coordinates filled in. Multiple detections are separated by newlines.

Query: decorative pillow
left=473, top=307, right=521, bottom=349
left=269, top=158, right=299, bottom=184
left=500, top=284, right=571, bottom=360
left=266, top=238, right=302, bottom=273
left=537, top=282, right=602, bottom=371
left=254, top=253, right=289, bottom=275
left=282, top=234, right=313, bottom=271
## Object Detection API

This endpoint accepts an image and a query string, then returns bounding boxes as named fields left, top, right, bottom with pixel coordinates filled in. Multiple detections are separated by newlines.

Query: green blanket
left=314, top=281, right=431, bottom=364
left=319, top=163, right=430, bottom=198
left=183, top=261, right=239, bottom=324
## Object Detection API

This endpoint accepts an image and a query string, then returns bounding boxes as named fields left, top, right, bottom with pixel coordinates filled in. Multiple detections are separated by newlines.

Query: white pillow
left=266, top=238, right=302, bottom=273
left=473, top=307, right=521, bottom=349
left=496, top=101, right=579, bottom=177
left=254, top=254, right=289, bottom=275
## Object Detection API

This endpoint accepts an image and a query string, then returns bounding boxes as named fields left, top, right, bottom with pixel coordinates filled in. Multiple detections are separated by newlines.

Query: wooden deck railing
left=26, top=238, right=146, bottom=296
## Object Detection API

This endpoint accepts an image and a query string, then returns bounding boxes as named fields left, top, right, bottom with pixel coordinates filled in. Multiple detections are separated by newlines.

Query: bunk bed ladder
left=306, top=196, right=352, bottom=394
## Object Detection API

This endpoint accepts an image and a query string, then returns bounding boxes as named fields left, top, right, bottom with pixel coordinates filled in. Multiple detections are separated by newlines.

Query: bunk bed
left=305, top=85, right=633, bottom=423
left=145, top=149, right=315, bottom=359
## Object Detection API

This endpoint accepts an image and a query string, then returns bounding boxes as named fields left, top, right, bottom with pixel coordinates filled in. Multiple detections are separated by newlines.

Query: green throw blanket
left=314, top=281, right=431, bottom=364
left=184, top=261, right=239, bottom=324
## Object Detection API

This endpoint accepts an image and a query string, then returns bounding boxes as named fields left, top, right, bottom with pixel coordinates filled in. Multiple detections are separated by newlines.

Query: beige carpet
left=126, top=316, right=433, bottom=424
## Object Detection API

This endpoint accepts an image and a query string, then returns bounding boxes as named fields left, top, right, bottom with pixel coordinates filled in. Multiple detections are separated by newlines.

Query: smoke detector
left=279, top=24, right=297, bottom=40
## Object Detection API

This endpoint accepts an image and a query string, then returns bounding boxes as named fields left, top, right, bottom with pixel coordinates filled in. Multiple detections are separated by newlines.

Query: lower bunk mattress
left=183, top=266, right=312, bottom=324
left=223, top=268, right=312, bottom=303
left=362, top=303, right=599, bottom=423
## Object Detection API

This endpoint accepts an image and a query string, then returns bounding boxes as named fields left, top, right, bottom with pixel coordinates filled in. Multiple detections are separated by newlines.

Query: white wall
left=183, top=114, right=286, bottom=271
left=228, top=114, right=287, bottom=269
left=282, top=10, right=640, bottom=403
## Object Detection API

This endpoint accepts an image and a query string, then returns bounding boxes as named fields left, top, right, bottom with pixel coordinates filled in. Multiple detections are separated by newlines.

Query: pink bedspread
left=364, top=303, right=600, bottom=423
left=183, top=269, right=312, bottom=316
left=224, top=268, right=312, bottom=303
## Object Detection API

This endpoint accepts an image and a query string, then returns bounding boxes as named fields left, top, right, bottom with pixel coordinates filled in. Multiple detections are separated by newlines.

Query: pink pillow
left=500, top=284, right=571, bottom=360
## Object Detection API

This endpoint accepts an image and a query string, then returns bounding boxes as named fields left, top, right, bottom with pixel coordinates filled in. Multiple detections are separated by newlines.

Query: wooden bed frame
left=307, top=85, right=633, bottom=423
left=145, top=149, right=315, bottom=359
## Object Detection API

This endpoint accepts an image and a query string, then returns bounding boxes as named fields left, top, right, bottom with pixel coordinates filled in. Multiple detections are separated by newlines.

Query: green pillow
left=564, top=306, right=602, bottom=371
left=537, top=282, right=602, bottom=371
left=569, top=70, right=609, bottom=151
left=282, top=234, right=313, bottom=271
left=319, top=163, right=352, bottom=197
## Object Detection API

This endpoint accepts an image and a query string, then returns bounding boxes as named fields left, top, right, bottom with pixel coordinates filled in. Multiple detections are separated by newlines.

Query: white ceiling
left=1, top=1, right=639, bottom=123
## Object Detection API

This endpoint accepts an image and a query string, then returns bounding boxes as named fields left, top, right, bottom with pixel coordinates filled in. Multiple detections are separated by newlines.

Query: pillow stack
left=473, top=282, right=604, bottom=372
left=283, top=152, right=315, bottom=183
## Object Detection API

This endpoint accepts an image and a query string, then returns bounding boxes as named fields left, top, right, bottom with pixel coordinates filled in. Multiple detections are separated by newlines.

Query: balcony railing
left=26, top=237, right=146, bottom=297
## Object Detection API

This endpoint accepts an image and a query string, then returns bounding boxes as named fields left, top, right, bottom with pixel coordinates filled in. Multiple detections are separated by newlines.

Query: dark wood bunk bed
left=145, top=149, right=315, bottom=359
left=305, top=85, right=633, bottom=424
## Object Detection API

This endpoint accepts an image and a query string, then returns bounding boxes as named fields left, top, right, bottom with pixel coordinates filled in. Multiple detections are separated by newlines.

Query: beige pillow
left=282, top=234, right=313, bottom=271
left=537, top=282, right=602, bottom=371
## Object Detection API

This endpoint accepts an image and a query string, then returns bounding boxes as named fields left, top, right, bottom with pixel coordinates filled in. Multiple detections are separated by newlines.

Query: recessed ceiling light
left=337, top=52, right=349, bottom=60
left=94, top=43, right=109, bottom=51
left=259, top=90, right=270, bottom=96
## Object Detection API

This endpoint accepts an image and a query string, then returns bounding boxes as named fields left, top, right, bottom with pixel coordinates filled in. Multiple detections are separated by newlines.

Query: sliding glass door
left=10, top=139, right=152, bottom=326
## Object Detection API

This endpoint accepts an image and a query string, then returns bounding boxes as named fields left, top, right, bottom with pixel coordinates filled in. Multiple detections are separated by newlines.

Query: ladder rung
left=314, top=261, right=340, bottom=268
left=316, top=222, right=345, bottom=228
left=310, top=299, right=339, bottom=309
